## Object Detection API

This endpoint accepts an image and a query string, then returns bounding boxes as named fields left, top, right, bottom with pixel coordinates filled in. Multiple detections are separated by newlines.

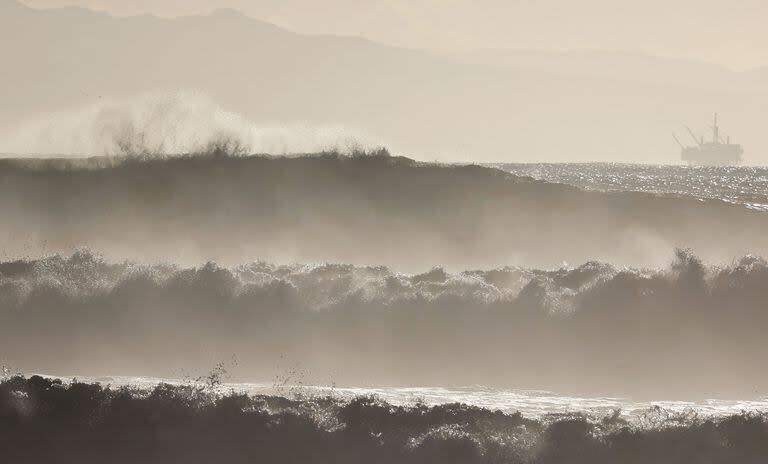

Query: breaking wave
left=4, top=248, right=763, bottom=311
left=2, top=152, right=767, bottom=270
left=0, top=91, right=379, bottom=156
left=1, top=249, right=767, bottom=397
left=2, top=374, right=767, bottom=464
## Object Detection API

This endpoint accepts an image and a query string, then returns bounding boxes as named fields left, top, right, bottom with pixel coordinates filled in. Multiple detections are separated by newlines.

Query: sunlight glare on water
left=491, top=163, right=768, bottom=212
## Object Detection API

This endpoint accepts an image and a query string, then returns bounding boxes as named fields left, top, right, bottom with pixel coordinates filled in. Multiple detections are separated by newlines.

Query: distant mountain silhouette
left=1, top=0, right=768, bottom=163
left=447, top=49, right=743, bottom=86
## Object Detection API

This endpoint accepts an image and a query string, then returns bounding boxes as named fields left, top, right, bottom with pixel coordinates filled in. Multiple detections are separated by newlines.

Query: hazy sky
left=19, top=0, right=768, bottom=70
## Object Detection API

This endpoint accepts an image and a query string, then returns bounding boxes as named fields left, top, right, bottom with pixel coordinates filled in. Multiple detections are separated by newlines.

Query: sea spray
left=0, top=91, right=380, bottom=157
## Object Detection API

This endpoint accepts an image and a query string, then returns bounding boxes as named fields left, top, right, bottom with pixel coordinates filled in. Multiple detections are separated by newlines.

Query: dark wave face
left=1, top=153, right=767, bottom=270
left=2, top=249, right=767, bottom=399
left=2, top=375, right=767, bottom=464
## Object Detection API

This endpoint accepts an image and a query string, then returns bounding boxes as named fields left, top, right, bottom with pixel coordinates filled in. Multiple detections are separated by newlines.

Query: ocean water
left=6, top=249, right=767, bottom=401
left=11, top=374, right=768, bottom=463
left=50, top=375, right=768, bottom=421
left=3, top=156, right=768, bottom=445
left=490, top=163, right=768, bottom=212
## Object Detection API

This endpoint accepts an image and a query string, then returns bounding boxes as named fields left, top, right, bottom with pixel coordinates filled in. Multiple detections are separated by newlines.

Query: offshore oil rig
left=674, top=114, right=743, bottom=166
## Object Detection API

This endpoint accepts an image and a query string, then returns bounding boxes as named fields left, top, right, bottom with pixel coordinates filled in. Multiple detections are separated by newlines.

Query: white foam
left=41, top=374, right=768, bottom=421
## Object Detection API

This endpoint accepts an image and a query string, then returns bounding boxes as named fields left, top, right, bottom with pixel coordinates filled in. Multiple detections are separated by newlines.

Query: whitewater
left=36, top=374, right=768, bottom=422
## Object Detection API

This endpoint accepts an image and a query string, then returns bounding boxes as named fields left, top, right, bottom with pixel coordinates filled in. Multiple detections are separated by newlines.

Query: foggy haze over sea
left=2, top=1, right=768, bottom=463
left=3, top=0, right=768, bottom=164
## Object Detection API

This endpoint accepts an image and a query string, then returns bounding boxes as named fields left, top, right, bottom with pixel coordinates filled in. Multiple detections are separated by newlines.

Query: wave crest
left=0, top=91, right=379, bottom=157
left=2, top=249, right=767, bottom=396
left=1, top=248, right=766, bottom=311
